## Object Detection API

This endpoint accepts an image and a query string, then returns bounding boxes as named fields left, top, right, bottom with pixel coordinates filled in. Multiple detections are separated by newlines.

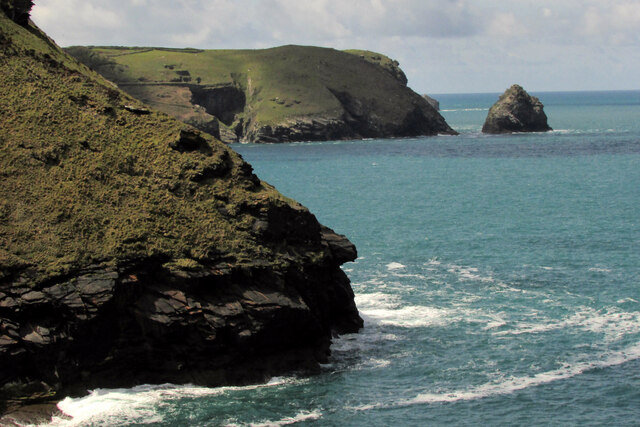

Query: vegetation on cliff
left=66, top=45, right=456, bottom=142
left=0, top=6, right=361, bottom=414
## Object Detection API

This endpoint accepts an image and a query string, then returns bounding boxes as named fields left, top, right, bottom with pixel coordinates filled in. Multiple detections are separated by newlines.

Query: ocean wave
left=445, top=264, right=494, bottom=283
left=354, top=292, right=496, bottom=329
left=399, top=341, right=640, bottom=405
left=244, top=410, right=323, bottom=427
left=46, top=379, right=305, bottom=426
left=494, top=306, right=640, bottom=342
left=330, top=328, right=399, bottom=353
left=386, top=262, right=406, bottom=271
left=588, top=267, right=612, bottom=273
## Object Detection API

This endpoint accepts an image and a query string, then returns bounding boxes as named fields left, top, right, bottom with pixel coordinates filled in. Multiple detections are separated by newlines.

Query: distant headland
left=66, top=45, right=457, bottom=143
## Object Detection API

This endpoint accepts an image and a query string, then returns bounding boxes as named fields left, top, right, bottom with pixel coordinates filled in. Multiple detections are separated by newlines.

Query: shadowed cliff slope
left=0, top=6, right=361, bottom=416
left=66, top=45, right=456, bottom=143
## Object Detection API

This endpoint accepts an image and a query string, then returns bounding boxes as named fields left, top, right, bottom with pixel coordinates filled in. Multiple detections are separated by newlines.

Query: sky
left=31, top=0, right=640, bottom=94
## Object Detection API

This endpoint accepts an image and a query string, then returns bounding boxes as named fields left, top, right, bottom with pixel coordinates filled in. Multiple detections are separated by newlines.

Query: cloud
left=581, top=2, right=640, bottom=45
left=29, top=0, right=640, bottom=92
left=487, top=12, right=527, bottom=37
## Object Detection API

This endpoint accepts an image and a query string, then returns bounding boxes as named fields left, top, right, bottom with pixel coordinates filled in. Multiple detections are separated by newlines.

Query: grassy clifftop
left=1, top=9, right=363, bottom=411
left=0, top=12, right=312, bottom=285
left=67, top=45, right=455, bottom=142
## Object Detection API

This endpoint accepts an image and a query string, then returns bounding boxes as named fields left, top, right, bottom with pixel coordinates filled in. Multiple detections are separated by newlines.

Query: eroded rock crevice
left=189, top=85, right=246, bottom=127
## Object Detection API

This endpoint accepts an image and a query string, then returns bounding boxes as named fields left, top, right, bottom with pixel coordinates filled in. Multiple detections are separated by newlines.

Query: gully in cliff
left=0, top=2, right=362, bottom=422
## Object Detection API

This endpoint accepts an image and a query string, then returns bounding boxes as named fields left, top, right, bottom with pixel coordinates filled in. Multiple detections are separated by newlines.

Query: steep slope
left=0, top=6, right=361, bottom=415
left=66, top=45, right=456, bottom=143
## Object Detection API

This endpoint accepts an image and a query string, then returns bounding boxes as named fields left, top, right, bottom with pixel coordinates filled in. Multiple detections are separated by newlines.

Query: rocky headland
left=482, top=84, right=552, bottom=134
left=66, top=45, right=457, bottom=143
left=0, top=3, right=362, bottom=420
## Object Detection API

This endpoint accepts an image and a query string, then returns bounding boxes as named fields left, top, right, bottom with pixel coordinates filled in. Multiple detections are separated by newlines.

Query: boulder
left=482, top=84, right=552, bottom=134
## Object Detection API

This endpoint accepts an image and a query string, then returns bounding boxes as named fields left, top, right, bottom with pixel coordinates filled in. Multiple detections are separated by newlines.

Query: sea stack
left=0, top=3, right=362, bottom=417
left=482, top=84, right=552, bottom=134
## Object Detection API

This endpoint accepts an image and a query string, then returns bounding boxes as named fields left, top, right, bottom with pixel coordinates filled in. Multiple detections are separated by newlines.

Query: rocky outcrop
left=245, top=89, right=455, bottom=143
left=0, top=0, right=32, bottom=26
left=0, top=6, right=362, bottom=417
left=482, top=84, right=552, bottom=134
left=0, top=226, right=361, bottom=414
left=422, top=94, right=439, bottom=111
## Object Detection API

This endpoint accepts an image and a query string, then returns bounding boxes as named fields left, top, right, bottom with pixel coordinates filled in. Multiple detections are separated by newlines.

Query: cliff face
left=0, top=6, right=361, bottom=414
left=66, top=45, right=457, bottom=143
left=482, top=84, right=552, bottom=134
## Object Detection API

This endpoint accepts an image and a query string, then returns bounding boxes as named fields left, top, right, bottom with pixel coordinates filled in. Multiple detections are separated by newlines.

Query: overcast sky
left=32, top=0, right=640, bottom=94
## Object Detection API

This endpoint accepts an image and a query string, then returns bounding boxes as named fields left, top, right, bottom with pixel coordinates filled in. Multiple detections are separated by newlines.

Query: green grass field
left=66, top=44, right=450, bottom=142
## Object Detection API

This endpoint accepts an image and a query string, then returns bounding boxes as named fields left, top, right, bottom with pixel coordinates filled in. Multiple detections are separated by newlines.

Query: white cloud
left=29, top=0, right=640, bottom=92
left=581, top=2, right=640, bottom=45
left=487, top=12, right=528, bottom=37
left=33, top=0, right=122, bottom=31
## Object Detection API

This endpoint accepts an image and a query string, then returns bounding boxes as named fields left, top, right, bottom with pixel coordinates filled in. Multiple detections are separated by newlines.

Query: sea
left=43, top=90, right=640, bottom=426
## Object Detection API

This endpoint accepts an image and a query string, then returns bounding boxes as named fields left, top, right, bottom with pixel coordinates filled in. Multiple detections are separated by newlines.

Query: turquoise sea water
left=47, top=91, right=640, bottom=426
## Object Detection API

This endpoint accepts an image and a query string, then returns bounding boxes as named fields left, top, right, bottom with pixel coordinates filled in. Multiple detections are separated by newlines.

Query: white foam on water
left=354, top=292, right=493, bottom=329
left=495, top=306, right=640, bottom=342
left=386, top=262, right=406, bottom=271
left=355, top=292, right=452, bottom=328
left=398, top=341, right=640, bottom=405
left=589, top=267, right=612, bottom=273
left=46, top=379, right=305, bottom=426
left=247, top=410, right=323, bottom=426
left=443, top=263, right=495, bottom=283
left=390, top=273, right=427, bottom=280
left=482, top=319, right=507, bottom=331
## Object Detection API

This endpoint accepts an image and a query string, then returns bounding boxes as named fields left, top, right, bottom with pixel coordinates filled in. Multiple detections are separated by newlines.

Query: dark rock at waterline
left=482, top=84, right=552, bottom=134
left=0, top=227, right=361, bottom=415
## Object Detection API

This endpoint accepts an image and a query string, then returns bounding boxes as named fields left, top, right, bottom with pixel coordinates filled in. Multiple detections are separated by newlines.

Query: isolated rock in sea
left=66, top=45, right=457, bottom=143
left=422, top=94, right=440, bottom=111
left=0, top=4, right=362, bottom=417
left=482, top=84, right=552, bottom=134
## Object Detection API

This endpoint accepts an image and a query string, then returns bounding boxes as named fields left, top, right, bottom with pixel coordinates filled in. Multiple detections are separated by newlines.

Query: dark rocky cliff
left=482, top=84, right=552, bottom=134
left=0, top=4, right=362, bottom=417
